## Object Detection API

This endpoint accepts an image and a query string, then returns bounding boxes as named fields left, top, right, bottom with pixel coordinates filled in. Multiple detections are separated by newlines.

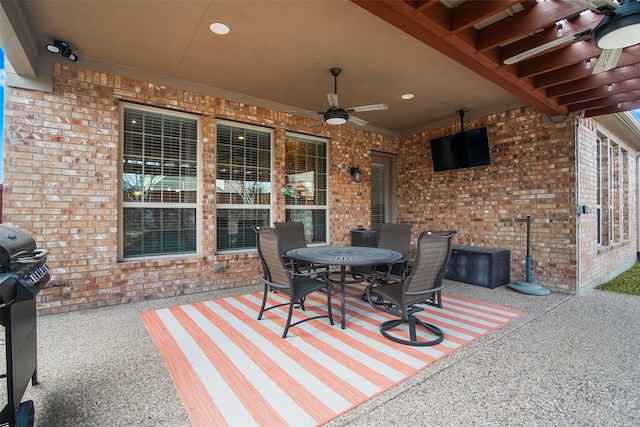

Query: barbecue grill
left=0, top=224, right=50, bottom=427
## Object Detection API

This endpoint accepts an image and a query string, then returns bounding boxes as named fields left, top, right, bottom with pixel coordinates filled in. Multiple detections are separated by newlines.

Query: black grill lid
left=0, top=225, right=37, bottom=272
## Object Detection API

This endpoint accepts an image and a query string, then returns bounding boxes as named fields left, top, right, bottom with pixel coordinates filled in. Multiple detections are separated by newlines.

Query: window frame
left=284, top=132, right=330, bottom=245
left=118, top=102, right=202, bottom=261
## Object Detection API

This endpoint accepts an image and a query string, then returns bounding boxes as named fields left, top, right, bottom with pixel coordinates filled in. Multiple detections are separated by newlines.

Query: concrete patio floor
left=12, top=280, right=640, bottom=426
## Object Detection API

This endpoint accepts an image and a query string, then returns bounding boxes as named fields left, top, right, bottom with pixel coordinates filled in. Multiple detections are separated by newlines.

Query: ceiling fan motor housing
left=592, top=1, right=640, bottom=50
left=324, top=108, right=348, bottom=125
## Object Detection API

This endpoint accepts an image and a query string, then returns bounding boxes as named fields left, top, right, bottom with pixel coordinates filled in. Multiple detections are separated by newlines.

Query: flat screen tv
left=430, top=127, right=491, bottom=172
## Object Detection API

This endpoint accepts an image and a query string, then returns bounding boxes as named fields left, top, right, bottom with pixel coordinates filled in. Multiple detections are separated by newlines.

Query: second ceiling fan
left=504, top=0, right=640, bottom=74
left=310, top=67, right=388, bottom=128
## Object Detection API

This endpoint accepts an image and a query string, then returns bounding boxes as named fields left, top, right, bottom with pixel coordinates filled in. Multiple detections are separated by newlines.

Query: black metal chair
left=352, top=223, right=413, bottom=279
left=254, top=226, right=334, bottom=338
left=375, top=223, right=413, bottom=277
left=274, top=222, right=327, bottom=273
left=365, top=230, right=457, bottom=346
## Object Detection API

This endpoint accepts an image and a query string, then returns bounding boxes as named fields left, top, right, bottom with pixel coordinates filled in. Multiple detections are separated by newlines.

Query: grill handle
left=12, top=249, right=49, bottom=264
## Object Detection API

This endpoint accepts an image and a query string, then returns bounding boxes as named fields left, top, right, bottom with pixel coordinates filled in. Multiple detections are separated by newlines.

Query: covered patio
left=22, top=280, right=640, bottom=426
left=1, top=1, right=640, bottom=424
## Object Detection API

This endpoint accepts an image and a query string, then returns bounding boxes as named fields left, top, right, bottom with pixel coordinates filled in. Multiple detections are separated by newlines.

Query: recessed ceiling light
left=401, top=93, right=414, bottom=100
left=210, top=22, right=230, bottom=35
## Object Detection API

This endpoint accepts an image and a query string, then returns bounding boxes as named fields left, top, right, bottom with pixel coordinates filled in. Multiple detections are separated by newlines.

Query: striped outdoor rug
left=141, top=283, right=523, bottom=427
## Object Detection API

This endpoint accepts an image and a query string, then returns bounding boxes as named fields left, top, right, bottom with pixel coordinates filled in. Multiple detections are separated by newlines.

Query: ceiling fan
left=309, top=67, right=388, bottom=128
left=504, top=0, right=640, bottom=74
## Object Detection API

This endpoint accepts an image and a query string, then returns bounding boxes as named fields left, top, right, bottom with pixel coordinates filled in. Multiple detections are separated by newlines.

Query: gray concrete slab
left=13, top=281, right=640, bottom=426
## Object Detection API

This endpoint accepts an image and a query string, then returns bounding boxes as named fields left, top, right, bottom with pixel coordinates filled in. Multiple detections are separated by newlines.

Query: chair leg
left=379, top=308, right=444, bottom=346
left=282, top=302, right=295, bottom=338
left=326, top=285, right=334, bottom=325
left=257, top=284, right=269, bottom=320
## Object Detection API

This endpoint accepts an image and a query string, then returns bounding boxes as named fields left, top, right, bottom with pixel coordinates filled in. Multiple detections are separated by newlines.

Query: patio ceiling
left=1, top=0, right=640, bottom=137
left=356, top=0, right=640, bottom=121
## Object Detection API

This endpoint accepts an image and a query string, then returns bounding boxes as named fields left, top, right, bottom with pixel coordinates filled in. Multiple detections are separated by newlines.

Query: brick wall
left=396, top=108, right=579, bottom=292
left=2, top=64, right=637, bottom=313
left=576, top=118, right=638, bottom=290
left=2, top=64, right=399, bottom=314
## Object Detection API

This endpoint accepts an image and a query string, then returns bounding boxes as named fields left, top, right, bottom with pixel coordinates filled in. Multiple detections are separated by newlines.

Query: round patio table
left=286, top=246, right=402, bottom=329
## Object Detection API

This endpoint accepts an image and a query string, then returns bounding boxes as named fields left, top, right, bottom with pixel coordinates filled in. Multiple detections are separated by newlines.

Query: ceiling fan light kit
left=324, top=109, right=348, bottom=125
left=592, top=0, right=640, bottom=49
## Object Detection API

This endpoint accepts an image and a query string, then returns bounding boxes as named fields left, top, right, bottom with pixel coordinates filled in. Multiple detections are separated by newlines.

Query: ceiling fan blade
left=347, top=103, right=388, bottom=113
left=309, top=119, right=325, bottom=128
left=592, top=48, right=622, bottom=74
left=348, top=115, right=368, bottom=126
left=563, top=0, right=619, bottom=14
left=285, top=109, right=324, bottom=114
left=504, top=32, right=584, bottom=65
left=327, top=93, right=339, bottom=109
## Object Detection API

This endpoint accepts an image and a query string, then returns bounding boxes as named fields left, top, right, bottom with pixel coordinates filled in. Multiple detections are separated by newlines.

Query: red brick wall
left=576, top=118, right=638, bottom=291
left=2, top=64, right=398, bottom=314
left=2, top=64, right=637, bottom=313
left=396, top=108, right=579, bottom=292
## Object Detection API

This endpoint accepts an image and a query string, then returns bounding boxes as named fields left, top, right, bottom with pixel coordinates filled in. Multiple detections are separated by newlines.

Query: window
left=119, top=104, right=199, bottom=260
left=596, top=132, right=629, bottom=247
left=216, top=122, right=272, bottom=251
left=284, top=134, right=328, bottom=244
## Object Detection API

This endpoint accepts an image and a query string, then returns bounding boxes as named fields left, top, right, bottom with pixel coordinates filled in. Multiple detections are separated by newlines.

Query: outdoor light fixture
left=350, top=166, right=362, bottom=182
left=607, top=84, right=613, bottom=91
left=592, top=1, right=640, bottom=50
left=45, top=40, right=78, bottom=61
left=556, top=22, right=564, bottom=38
left=585, top=58, right=592, bottom=69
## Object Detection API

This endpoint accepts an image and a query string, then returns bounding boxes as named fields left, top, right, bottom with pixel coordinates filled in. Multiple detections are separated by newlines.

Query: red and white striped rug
left=141, top=283, right=523, bottom=427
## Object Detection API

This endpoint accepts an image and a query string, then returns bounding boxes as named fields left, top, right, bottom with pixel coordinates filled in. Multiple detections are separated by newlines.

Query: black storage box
left=445, top=245, right=510, bottom=288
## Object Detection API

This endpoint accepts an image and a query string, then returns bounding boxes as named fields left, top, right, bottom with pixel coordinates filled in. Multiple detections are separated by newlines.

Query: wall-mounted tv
left=430, top=127, right=491, bottom=172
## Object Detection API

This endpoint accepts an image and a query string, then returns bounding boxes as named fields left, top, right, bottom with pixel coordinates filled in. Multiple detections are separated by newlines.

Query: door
left=370, top=152, right=396, bottom=234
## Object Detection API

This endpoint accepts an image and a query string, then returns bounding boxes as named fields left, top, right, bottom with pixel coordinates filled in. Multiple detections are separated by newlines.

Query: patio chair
left=255, top=226, right=334, bottom=338
left=274, top=222, right=327, bottom=273
left=353, top=223, right=412, bottom=279
left=376, top=223, right=413, bottom=276
left=365, top=229, right=456, bottom=346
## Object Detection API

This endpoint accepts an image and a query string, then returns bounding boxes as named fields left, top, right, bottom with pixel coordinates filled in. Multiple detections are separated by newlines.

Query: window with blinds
left=284, top=134, right=328, bottom=244
left=370, top=152, right=395, bottom=235
left=120, top=104, right=199, bottom=259
left=216, top=122, right=272, bottom=251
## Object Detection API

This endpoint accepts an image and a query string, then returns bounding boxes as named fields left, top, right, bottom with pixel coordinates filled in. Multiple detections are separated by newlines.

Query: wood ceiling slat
left=536, top=51, right=640, bottom=89
left=546, top=63, right=640, bottom=97
left=413, top=1, right=450, bottom=29
left=411, top=0, right=440, bottom=14
left=534, top=63, right=594, bottom=89
left=569, top=89, right=640, bottom=112
left=558, top=78, right=640, bottom=105
left=584, top=100, right=640, bottom=117
left=517, top=42, right=601, bottom=78
left=450, top=0, right=522, bottom=33
left=476, top=1, right=584, bottom=51
left=498, top=13, right=600, bottom=64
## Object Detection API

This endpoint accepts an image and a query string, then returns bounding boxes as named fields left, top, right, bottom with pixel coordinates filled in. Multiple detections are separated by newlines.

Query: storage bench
left=445, top=245, right=510, bottom=288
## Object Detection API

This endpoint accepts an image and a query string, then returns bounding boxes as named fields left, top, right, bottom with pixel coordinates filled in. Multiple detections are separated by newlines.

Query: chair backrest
left=377, top=223, right=412, bottom=258
left=254, top=226, right=272, bottom=281
left=274, top=222, right=308, bottom=255
left=256, top=227, right=291, bottom=286
left=405, top=230, right=457, bottom=297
